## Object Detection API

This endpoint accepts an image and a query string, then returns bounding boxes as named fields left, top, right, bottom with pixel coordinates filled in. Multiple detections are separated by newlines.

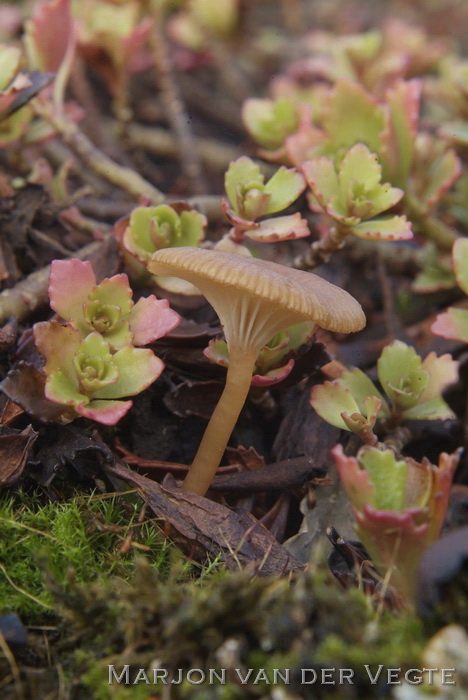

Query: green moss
left=0, top=490, right=181, bottom=623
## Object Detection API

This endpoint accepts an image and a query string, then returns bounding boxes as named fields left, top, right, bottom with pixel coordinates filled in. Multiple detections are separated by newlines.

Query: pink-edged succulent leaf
left=339, top=143, right=382, bottom=193
left=120, top=16, right=153, bottom=73
left=357, top=445, right=408, bottom=512
left=24, top=0, right=76, bottom=73
left=302, top=156, right=339, bottom=213
left=380, top=79, right=422, bottom=186
left=333, top=442, right=461, bottom=607
left=285, top=124, right=326, bottom=167
left=88, top=274, right=133, bottom=313
left=244, top=213, right=310, bottom=242
left=128, top=295, right=181, bottom=345
left=402, top=352, right=458, bottom=420
left=49, top=258, right=96, bottom=323
left=331, top=444, right=375, bottom=512
left=262, top=166, right=306, bottom=215
left=45, top=369, right=86, bottom=406
left=351, top=215, right=413, bottom=241
left=0, top=45, right=22, bottom=92
left=340, top=395, right=382, bottom=444
left=431, top=308, right=468, bottom=343
left=251, top=359, right=295, bottom=387
left=311, top=381, right=363, bottom=431
left=204, top=338, right=229, bottom=367
left=75, top=399, right=133, bottom=425
left=426, top=449, right=461, bottom=541
left=33, top=320, right=81, bottom=382
left=242, top=97, right=300, bottom=152
left=355, top=504, right=429, bottom=605
left=420, top=148, right=462, bottom=213
left=338, top=367, right=389, bottom=417
left=321, top=80, right=386, bottom=155
left=453, top=238, right=468, bottom=295
left=92, top=345, right=164, bottom=400
left=155, top=276, right=202, bottom=296
left=213, top=235, right=253, bottom=256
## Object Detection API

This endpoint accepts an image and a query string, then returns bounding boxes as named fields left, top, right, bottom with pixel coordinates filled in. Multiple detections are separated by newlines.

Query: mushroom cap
left=149, top=248, right=365, bottom=337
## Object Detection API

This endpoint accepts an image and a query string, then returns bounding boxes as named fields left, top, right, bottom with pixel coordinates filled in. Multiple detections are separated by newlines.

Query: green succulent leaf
left=432, top=308, right=468, bottom=343
left=262, top=166, right=306, bottom=215
left=380, top=79, right=422, bottom=186
left=338, top=143, right=382, bottom=194
left=358, top=446, right=408, bottom=512
left=242, top=97, right=299, bottom=151
left=420, top=148, right=462, bottom=212
left=321, top=80, right=386, bottom=155
left=46, top=370, right=86, bottom=407
left=93, top=346, right=164, bottom=399
left=0, top=46, right=22, bottom=91
left=338, top=367, right=389, bottom=417
left=302, top=157, right=339, bottom=211
left=179, top=210, right=207, bottom=246
left=378, top=340, right=429, bottom=411
left=310, top=381, right=362, bottom=431
left=244, top=213, right=310, bottom=242
left=453, top=238, right=468, bottom=295
left=225, top=157, right=264, bottom=213
left=351, top=215, right=412, bottom=240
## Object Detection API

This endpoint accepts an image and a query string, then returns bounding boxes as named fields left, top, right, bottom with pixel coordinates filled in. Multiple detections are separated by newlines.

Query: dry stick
left=149, top=13, right=205, bottom=194
left=293, top=225, right=350, bottom=270
left=32, top=99, right=166, bottom=205
left=125, top=121, right=240, bottom=173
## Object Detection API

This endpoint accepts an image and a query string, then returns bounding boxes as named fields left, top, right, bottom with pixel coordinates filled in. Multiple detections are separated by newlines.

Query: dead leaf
left=104, top=459, right=304, bottom=575
left=0, top=424, right=37, bottom=487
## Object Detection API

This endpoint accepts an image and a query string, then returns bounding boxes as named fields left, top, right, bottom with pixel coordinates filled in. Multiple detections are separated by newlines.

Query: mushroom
left=148, top=248, right=365, bottom=496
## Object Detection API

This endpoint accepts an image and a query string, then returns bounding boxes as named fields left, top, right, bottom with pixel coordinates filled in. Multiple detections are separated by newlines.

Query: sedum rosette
left=33, top=322, right=164, bottom=425
left=332, top=444, right=460, bottom=607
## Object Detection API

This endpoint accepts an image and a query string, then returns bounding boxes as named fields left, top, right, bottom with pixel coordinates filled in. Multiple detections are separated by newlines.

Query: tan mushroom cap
left=149, top=247, right=366, bottom=336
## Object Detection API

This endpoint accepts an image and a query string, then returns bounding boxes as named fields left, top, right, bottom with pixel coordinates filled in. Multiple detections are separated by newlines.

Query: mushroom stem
left=182, top=347, right=258, bottom=496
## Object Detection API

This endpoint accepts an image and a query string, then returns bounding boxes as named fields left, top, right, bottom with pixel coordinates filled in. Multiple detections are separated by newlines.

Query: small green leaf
left=242, top=97, right=299, bottom=151
left=380, top=79, right=422, bottom=186
left=338, top=143, right=382, bottom=195
left=263, top=166, right=306, bottom=215
left=359, top=447, right=408, bottom=512
left=322, top=80, right=386, bottom=155
left=94, top=346, right=164, bottom=399
left=378, top=340, right=429, bottom=411
left=351, top=215, right=413, bottom=240
left=453, top=238, right=468, bottom=295
left=339, top=367, right=389, bottom=417
left=46, top=370, right=86, bottom=406
left=225, top=157, right=264, bottom=213
left=302, top=157, right=339, bottom=210
left=431, top=308, right=468, bottom=343
left=88, top=275, right=133, bottom=315
left=244, top=213, right=310, bottom=242
left=179, top=210, right=207, bottom=247
left=310, top=381, right=361, bottom=431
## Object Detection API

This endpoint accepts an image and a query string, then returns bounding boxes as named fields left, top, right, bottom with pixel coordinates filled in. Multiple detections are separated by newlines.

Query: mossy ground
left=1, top=487, right=457, bottom=700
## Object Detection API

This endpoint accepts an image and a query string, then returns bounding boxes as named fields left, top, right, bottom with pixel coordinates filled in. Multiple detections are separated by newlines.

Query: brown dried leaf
left=104, top=460, right=304, bottom=575
left=0, top=424, right=37, bottom=487
left=0, top=362, right=67, bottom=422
